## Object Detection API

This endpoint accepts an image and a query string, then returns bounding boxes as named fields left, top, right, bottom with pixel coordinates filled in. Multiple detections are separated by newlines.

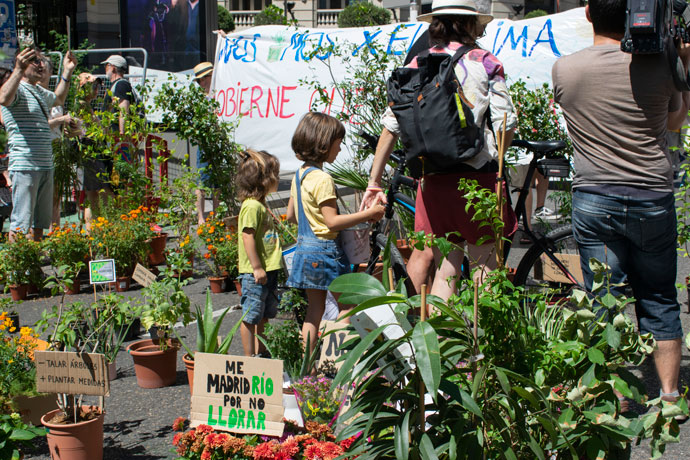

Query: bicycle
left=357, top=132, right=583, bottom=300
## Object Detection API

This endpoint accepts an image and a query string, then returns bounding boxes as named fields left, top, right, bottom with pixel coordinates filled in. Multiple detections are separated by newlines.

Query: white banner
left=211, top=8, right=592, bottom=171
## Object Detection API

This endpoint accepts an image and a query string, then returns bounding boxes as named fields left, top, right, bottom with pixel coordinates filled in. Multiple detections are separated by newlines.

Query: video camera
left=622, top=0, right=690, bottom=90
left=621, top=0, right=690, bottom=53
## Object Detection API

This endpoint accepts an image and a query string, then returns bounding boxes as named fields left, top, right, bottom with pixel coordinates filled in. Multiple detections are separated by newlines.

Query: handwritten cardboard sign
left=35, top=351, right=109, bottom=396
left=89, top=259, right=116, bottom=284
left=132, top=263, right=157, bottom=287
left=535, top=253, right=584, bottom=285
left=318, top=321, right=355, bottom=371
left=190, top=353, right=284, bottom=436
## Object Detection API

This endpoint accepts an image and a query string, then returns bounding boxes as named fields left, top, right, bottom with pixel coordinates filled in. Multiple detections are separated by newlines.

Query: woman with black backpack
left=361, top=0, right=518, bottom=300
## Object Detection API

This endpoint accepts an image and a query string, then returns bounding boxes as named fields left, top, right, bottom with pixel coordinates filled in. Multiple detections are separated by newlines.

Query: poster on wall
left=121, top=0, right=204, bottom=71
left=0, top=0, right=17, bottom=69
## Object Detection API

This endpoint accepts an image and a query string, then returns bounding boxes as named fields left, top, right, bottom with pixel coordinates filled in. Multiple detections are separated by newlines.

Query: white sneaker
left=535, top=207, right=555, bottom=218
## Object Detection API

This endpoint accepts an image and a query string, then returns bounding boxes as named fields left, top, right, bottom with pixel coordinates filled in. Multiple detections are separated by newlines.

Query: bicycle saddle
left=511, top=139, right=567, bottom=153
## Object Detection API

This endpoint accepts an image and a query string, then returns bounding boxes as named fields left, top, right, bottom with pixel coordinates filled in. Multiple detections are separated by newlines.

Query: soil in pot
left=209, top=276, right=227, bottom=293
left=127, top=338, right=179, bottom=388
left=9, top=284, right=28, bottom=301
left=41, top=405, right=104, bottom=460
left=182, top=353, right=194, bottom=395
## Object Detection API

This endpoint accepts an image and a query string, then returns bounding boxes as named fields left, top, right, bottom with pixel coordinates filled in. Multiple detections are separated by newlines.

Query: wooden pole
left=388, top=267, right=394, bottom=292
left=473, top=283, right=479, bottom=341
left=495, top=113, right=508, bottom=268
left=419, top=284, right=427, bottom=433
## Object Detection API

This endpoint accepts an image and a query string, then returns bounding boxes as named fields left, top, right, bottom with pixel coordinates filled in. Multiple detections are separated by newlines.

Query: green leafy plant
left=176, top=290, right=245, bottom=360
left=35, top=301, right=89, bottom=351
left=524, top=9, right=548, bottom=19
left=328, top=263, right=685, bottom=459
left=80, top=293, right=140, bottom=364
left=140, top=275, right=193, bottom=350
left=217, top=4, right=236, bottom=32
left=43, top=223, right=90, bottom=283
left=0, top=234, right=43, bottom=287
left=253, top=4, right=291, bottom=26
left=338, top=2, right=391, bottom=27
left=0, top=412, right=46, bottom=460
left=260, top=321, right=303, bottom=378
left=277, top=288, right=307, bottom=324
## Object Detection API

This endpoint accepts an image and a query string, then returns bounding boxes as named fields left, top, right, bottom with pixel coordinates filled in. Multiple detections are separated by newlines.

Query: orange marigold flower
left=207, top=245, right=214, bottom=251
left=204, top=253, right=211, bottom=259
left=197, top=228, right=203, bottom=236
left=209, top=226, right=215, bottom=234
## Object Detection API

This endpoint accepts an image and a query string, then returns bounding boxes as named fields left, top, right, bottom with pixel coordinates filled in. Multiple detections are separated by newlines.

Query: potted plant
left=43, top=224, right=90, bottom=295
left=166, top=235, right=196, bottom=280
left=0, top=314, right=56, bottom=426
left=0, top=233, right=42, bottom=300
left=176, top=290, right=245, bottom=394
left=198, top=213, right=238, bottom=292
left=0, top=412, right=46, bottom=460
left=129, top=275, right=192, bottom=388
left=35, top=301, right=89, bottom=352
left=292, top=375, right=348, bottom=427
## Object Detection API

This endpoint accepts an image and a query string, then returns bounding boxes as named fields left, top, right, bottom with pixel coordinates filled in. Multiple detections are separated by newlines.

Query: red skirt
left=414, top=171, right=517, bottom=245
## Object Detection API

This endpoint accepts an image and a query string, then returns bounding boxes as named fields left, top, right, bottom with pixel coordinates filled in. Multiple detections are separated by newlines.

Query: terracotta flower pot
left=148, top=232, right=168, bottom=266
left=107, top=360, right=117, bottom=381
left=9, top=284, right=28, bottom=301
left=110, top=276, right=131, bottom=292
left=126, top=338, right=179, bottom=388
left=41, top=405, right=104, bottom=460
left=208, top=276, right=227, bottom=293
left=396, top=239, right=413, bottom=261
left=234, top=279, right=242, bottom=296
left=64, top=279, right=81, bottom=295
left=182, top=353, right=194, bottom=396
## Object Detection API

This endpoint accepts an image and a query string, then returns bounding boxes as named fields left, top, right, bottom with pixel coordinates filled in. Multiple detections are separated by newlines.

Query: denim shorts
left=239, top=270, right=279, bottom=325
left=572, top=190, right=682, bottom=340
left=9, top=169, right=54, bottom=232
left=286, top=235, right=350, bottom=290
left=196, top=148, right=212, bottom=188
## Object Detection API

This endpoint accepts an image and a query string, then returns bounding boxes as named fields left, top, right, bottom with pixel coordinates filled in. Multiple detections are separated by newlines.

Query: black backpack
left=387, top=46, right=484, bottom=178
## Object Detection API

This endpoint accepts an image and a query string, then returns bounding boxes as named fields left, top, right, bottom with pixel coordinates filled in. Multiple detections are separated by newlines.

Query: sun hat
left=77, top=72, right=102, bottom=87
left=193, top=62, right=213, bottom=80
left=417, top=0, right=494, bottom=25
left=100, top=55, right=128, bottom=69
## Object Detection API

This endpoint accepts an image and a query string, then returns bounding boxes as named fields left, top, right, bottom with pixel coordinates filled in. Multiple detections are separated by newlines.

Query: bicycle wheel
left=513, top=225, right=582, bottom=302
left=364, top=232, right=414, bottom=293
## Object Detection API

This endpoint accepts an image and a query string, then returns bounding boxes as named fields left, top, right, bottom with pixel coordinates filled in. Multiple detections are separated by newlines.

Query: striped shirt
left=1, top=81, right=57, bottom=171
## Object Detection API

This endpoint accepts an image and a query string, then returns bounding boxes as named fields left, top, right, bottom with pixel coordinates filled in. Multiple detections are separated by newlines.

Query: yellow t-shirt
left=290, top=167, right=338, bottom=240
left=238, top=198, right=283, bottom=273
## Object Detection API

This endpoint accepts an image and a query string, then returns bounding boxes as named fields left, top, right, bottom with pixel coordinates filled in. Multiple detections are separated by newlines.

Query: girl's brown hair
left=236, top=149, right=280, bottom=202
left=291, top=112, right=345, bottom=162
left=428, top=15, right=479, bottom=47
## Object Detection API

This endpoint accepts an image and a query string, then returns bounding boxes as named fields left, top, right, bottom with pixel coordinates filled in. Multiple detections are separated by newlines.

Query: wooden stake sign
left=318, top=321, right=355, bottom=371
left=132, top=263, right=157, bottom=287
left=35, top=351, right=109, bottom=396
left=190, top=353, right=284, bottom=436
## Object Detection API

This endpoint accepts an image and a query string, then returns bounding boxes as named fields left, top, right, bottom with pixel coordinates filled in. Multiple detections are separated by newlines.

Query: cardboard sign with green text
left=35, top=351, right=109, bottom=396
left=190, top=353, right=284, bottom=436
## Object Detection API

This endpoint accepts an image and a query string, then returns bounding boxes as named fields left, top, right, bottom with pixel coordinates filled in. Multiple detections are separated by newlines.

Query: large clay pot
left=233, top=279, right=242, bottom=296
left=41, top=405, right=104, bottom=460
left=107, top=359, right=117, bottom=381
left=9, top=284, right=28, bottom=301
left=396, top=239, right=413, bottom=261
left=148, top=232, right=168, bottom=266
left=208, top=276, right=227, bottom=293
left=126, top=338, right=179, bottom=388
left=110, top=276, right=131, bottom=292
left=182, top=353, right=194, bottom=396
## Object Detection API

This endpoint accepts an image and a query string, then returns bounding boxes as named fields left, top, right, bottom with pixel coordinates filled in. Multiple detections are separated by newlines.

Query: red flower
left=196, top=424, right=213, bottom=435
left=321, top=441, right=343, bottom=459
left=279, top=436, right=299, bottom=457
left=200, top=447, right=212, bottom=460
left=172, top=416, right=187, bottom=431
left=173, top=432, right=183, bottom=446
left=304, top=443, right=323, bottom=460
left=253, top=441, right=277, bottom=459
left=340, top=435, right=357, bottom=450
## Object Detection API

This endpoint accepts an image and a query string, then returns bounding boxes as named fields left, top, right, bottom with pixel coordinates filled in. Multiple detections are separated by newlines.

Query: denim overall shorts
left=286, top=167, right=350, bottom=290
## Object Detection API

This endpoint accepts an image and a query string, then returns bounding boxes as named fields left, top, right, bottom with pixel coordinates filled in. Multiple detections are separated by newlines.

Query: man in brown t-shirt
left=553, top=0, right=690, bottom=415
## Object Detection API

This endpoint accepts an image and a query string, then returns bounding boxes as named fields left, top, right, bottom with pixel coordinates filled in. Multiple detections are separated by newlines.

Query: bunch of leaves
left=0, top=297, right=17, bottom=316
left=217, top=4, right=236, bottom=33
left=43, top=223, right=90, bottom=272
left=171, top=417, right=357, bottom=460
left=157, top=166, right=201, bottom=242
left=0, top=233, right=43, bottom=286
left=139, top=274, right=192, bottom=350
left=154, top=79, right=241, bottom=211
left=274, top=213, right=297, bottom=248
left=260, top=321, right=304, bottom=379
left=79, top=293, right=141, bottom=363
left=0, top=412, right=45, bottom=460
left=35, top=301, right=89, bottom=351
left=327, top=263, right=684, bottom=459
left=176, top=290, right=245, bottom=360
left=292, top=375, right=348, bottom=426
left=0, top=313, right=39, bottom=404
left=253, top=4, right=292, bottom=26
left=337, top=2, right=391, bottom=27
left=278, top=288, right=307, bottom=324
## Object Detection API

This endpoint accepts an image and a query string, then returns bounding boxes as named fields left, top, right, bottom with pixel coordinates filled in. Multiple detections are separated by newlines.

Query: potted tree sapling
left=129, top=274, right=192, bottom=388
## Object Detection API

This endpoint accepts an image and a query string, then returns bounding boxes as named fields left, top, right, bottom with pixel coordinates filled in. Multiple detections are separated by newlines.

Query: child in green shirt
left=236, top=149, right=282, bottom=357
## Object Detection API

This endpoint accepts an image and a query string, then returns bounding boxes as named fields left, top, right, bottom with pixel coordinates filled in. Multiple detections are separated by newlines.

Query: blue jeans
left=572, top=190, right=682, bottom=340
